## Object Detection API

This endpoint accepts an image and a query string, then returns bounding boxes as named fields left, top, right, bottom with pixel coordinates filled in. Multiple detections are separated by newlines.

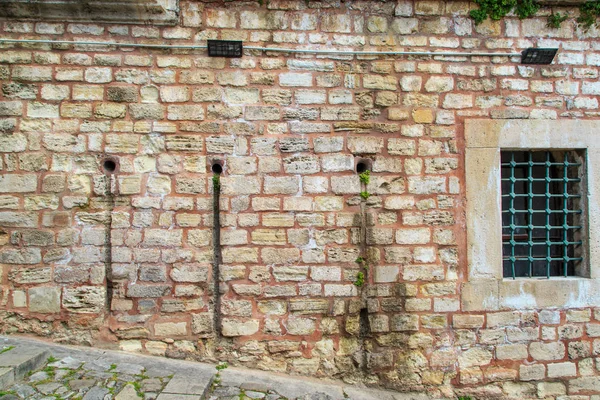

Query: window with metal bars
left=501, top=150, right=584, bottom=278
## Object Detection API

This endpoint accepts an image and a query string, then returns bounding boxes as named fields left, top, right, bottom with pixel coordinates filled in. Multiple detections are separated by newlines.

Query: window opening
left=501, top=150, right=583, bottom=278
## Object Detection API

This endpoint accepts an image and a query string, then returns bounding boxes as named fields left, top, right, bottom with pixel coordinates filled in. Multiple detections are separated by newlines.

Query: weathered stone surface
left=62, top=287, right=105, bottom=313
left=222, top=319, right=260, bottom=337
left=29, top=287, right=61, bottom=313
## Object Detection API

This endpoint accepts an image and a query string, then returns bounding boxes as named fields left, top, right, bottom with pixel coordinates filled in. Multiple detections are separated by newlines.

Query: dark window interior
left=501, top=151, right=583, bottom=278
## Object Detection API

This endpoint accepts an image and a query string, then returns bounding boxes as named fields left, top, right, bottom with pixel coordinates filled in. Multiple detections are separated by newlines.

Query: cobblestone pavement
left=0, top=336, right=423, bottom=400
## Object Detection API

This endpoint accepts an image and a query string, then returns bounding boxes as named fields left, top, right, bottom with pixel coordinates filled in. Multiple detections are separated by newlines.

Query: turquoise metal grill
left=501, top=151, right=583, bottom=278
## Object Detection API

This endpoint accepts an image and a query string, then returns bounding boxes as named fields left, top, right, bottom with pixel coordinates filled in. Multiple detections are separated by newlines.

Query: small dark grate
left=207, top=40, right=243, bottom=58
left=521, top=48, right=558, bottom=64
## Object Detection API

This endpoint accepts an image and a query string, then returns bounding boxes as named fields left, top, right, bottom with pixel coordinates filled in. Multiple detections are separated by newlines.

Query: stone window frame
left=462, top=119, right=600, bottom=311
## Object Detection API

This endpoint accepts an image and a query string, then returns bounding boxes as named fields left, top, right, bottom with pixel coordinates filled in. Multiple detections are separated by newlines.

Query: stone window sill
left=461, top=278, right=600, bottom=311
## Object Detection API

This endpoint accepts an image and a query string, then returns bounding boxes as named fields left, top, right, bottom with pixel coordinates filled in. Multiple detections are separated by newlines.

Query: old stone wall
left=0, top=0, right=599, bottom=397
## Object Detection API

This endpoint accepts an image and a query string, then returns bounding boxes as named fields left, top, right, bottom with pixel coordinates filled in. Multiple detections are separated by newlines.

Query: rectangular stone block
left=28, top=286, right=61, bottom=313
left=0, top=175, right=37, bottom=193
left=143, top=229, right=183, bottom=247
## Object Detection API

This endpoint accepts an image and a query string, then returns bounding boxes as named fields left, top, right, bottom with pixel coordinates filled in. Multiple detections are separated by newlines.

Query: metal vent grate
left=521, top=48, right=558, bottom=64
left=501, top=151, right=584, bottom=278
left=207, top=40, right=243, bottom=58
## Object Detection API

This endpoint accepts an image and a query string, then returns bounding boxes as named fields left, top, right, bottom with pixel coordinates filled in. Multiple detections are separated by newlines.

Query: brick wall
left=0, top=1, right=599, bottom=397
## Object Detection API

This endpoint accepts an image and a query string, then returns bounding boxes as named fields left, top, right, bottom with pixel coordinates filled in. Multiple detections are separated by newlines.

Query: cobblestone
left=0, top=336, right=406, bottom=400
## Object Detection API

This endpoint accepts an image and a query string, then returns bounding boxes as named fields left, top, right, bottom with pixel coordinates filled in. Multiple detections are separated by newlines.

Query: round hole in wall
left=211, top=162, right=223, bottom=174
left=102, top=159, right=117, bottom=173
left=356, top=161, right=371, bottom=174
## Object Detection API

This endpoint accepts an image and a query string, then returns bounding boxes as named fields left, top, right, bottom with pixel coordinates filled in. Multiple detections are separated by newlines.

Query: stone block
left=283, top=155, right=320, bottom=174
left=143, top=229, right=182, bottom=247
left=324, top=284, right=357, bottom=297
left=0, top=102, right=23, bottom=117
left=62, top=286, right=105, bottom=313
left=547, top=361, right=577, bottom=378
left=107, top=86, right=139, bottom=102
left=279, top=72, right=312, bottom=87
left=529, top=342, right=565, bottom=361
left=167, top=105, right=204, bottom=121
left=127, top=284, right=170, bottom=298
left=222, top=319, right=260, bottom=337
left=311, top=266, right=341, bottom=281
left=154, top=322, right=187, bottom=337
left=286, top=317, right=316, bottom=335
left=0, top=248, right=41, bottom=264
left=264, top=176, right=299, bottom=194
left=171, top=264, right=208, bottom=283
left=0, top=174, right=37, bottom=193
left=12, top=66, right=52, bottom=82
left=29, top=287, right=61, bottom=313
left=192, top=313, right=214, bottom=336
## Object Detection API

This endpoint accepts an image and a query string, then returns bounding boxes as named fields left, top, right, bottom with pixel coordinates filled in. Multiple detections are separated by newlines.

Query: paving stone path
left=0, top=336, right=427, bottom=400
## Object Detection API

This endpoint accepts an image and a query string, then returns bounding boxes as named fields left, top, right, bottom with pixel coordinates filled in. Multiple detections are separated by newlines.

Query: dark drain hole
left=211, top=162, right=223, bottom=174
left=102, top=159, right=117, bottom=173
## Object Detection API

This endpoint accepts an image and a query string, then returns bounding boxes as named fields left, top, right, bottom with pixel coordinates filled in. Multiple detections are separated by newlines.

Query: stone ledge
left=0, top=0, right=179, bottom=25
left=0, top=346, right=49, bottom=388
left=462, top=278, right=600, bottom=311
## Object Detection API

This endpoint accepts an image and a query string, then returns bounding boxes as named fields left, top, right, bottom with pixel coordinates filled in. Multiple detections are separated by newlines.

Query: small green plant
left=0, top=346, right=14, bottom=355
left=547, top=12, right=568, bottom=28
left=360, top=191, right=370, bottom=200
left=578, top=1, right=600, bottom=28
left=215, top=362, right=228, bottom=371
left=64, top=369, right=77, bottom=380
left=0, top=390, right=17, bottom=397
left=109, top=363, right=117, bottom=371
left=355, top=256, right=369, bottom=269
left=358, top=169, right=370, bottom=185
left=212, top=362, right=228, bottom=388
left=458, top=397, right=473, bottom=400
left=515, top=0, right=540, bottom=19
left=46, top=355, right=57, bottom=363
left=42, top=365, right=56, bottom=378
left=354, top=272, right=365, bottom=287
left=470, top=0, right=600, bottom=29
left=470, top=0, right=539, bottom=24
left=132, top=381, right=142, bottom=396
left=212, top=174, right=221, bottom=190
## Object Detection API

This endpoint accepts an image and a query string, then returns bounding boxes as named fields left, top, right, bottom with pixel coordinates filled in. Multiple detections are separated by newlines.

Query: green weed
left=547, top=12, right=568, bottom=28
left=215, top=362, right=228, bottom=371
left=354, top=272, right=365, bottom=287
left=358, top=170, right=370, bottom=185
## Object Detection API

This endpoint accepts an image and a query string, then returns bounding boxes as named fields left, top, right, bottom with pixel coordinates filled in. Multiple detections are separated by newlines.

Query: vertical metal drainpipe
left=357, top=165, right=371, bottom=372
left=211, top=171, right=222, bottom=338
left=104, top=172, right=116, bottom=312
